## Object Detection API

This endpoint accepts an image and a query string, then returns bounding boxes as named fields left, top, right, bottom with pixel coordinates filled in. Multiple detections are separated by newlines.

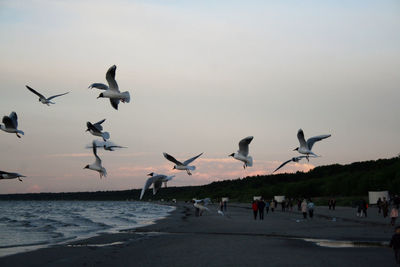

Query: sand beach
left=0, top=202, right=395, bottom=267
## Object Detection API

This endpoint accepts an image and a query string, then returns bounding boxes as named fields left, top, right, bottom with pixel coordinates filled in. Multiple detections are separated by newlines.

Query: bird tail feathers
left=247, top=156, right=253, bottom=167
left=187, top=166, right=196, bottom=171
left=122, top=91, right=130, bottom=103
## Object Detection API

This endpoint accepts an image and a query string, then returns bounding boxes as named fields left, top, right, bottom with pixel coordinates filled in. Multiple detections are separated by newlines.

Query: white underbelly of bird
left=175, top=165, right=195, bottom=171
left=101, top=91, right=130, bottom=102
left=233, top=153, right=253, bottom=167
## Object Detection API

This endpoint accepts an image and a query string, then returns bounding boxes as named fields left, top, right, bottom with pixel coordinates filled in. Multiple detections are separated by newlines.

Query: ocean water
left=0, top=201, right=175, bottom=257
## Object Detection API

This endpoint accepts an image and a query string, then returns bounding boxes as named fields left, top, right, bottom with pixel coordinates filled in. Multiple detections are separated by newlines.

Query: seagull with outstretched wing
left=0, top=112, right=24, bottom=138
left=84, top=141, right=107, bottom=178
left=163, top=152, right=203, bottom=175
left=89, top=65, right=130, bottom=110
left=26, top=85, right=69, bottom=105
left=140, top=172, right=175, bottom=200
left=229, top=136, right=254, bottom=169
left=0, top=170, right=26, bottom=182
left=294, top=129, right=331, bottom=161
left=272, top=155, right=310, bottom=173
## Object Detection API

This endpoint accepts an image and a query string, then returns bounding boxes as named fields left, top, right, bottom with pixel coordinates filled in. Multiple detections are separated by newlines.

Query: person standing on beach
left=390, top=226, right=400, bottom=264
left=301, top=199, right=308, bottom=219
left=361, top=199, right=368, bottom=217
left=223, top=200, right=227, bottom=212
left=332, top=198, right=336, bottom=210
left=328, top=199, right=332, bottom=210
left=258, top=198, right=266, bottom=220
left=252, top=200, right=258, bottom=220
left=297, top=199, right=302, bottom=211
left=307, top=199, right=315, bottom=219
left=219, top=200, right=224, bottom=212
left=281, top=199, right=286, bottom=212
left=391, top=206, right=399, bottom=226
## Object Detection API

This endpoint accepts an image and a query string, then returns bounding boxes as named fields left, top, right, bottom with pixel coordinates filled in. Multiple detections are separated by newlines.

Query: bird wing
left=140, top=177, right=154, bottom=200
left=93, top=119, right=106, bottom=131
left=272, top=159, right=293, bottom=173
left=307, top=134, right=331, bottom=150
left=9, top=112, right=18, bottom=129
left=163, top=152, right=182, bottom=165
left=2, top=115, right=14, bottom=129
left=183, top=152, right=203, bottom=166
left=105, top=65, right=119, bottom=92
left=297, top=129, right=307, bottom=148
left=238, top=136, right=253, bottom=156
left=47, top=92, right=69, bottom=100
left=26, top=85, right=45, bottom=99
left=92, top=141, right=102, bottom=165
left=110, top=98, right=120, bottom=110
left=153, top=179, right=163, bottom=195
left=88, top=83, right=109, bottom=90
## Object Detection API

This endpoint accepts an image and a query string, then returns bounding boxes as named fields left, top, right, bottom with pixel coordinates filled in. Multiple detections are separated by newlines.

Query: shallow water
left=0, top=201, right=175, bottom=257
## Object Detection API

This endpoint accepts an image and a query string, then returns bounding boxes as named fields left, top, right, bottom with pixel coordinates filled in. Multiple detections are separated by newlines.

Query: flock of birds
left=0, top=65, right=331, bottom=200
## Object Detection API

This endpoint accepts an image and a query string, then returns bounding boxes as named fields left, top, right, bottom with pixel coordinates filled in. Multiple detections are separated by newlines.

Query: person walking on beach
left=252, top=200, right=258, bottom=220
left=297, top=199, right=302, bottom=211
left=383, top=197, right=389, bottom=218
left=281, top=199, right=286, bottom=212
left=301, top=199, right=308, bottom=219
left=258, top=198, right=266, bottom=220
left=377, top=197, right=382, bottom=214
left=265, top=200, right=270, bottom=214
left=391, top=206, right=399, bottom=226
left=223, top=200, right=227, bottom=212
left=219, top=200, right=224, bottom=212
left=328, top=199, right=332, bottom=210
left=307, top=199, right=315, bottom=219
left=332, top=198, right=336, bottom=210
left=390, top=226, right=400, bottom=264
left=270, top=199, right=275, bottom=212
left=361, top=199, right=368, bottom=217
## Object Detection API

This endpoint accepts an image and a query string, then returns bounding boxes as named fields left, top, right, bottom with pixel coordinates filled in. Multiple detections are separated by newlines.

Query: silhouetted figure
left=301, top=199, right=308, bottom=219
left=332, top=198, right=336, bottom=210
left=383, top=197, right=389, bottom=218
left=390, top=226, right=400, bottom=264
left=252, top=201, right=258, bottom=220
left=307, top=199, right=315, bottom=218
left=223, top=201, right=227, bottom=212
left=297, top=199, right=301, bottom=211
left=258, top=199, right=266, bottom=220
left=265, top=201, right=270, bottom=214
left=281, top=200, right=286, bottom=212
left=270, top=199, right=275, bottom=212
left=377, top=197, right=382, bottom=214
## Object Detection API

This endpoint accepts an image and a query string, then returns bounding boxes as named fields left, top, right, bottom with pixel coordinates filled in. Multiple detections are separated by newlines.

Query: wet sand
left=0, top=203, right=396, bottom=267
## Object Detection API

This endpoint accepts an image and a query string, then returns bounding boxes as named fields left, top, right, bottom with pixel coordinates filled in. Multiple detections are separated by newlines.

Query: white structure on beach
left=274, top=196, right=286, bottom=203
left=368, top=191, right=389, bottom=204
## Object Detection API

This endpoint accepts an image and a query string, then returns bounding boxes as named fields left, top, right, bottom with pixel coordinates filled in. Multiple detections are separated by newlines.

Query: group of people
left=377, top=196, right=399, bottom=226
left=251, top=198, right=315, bottom=220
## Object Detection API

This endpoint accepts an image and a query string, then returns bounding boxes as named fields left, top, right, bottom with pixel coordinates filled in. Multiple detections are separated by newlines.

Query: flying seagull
left=0, top=112, right=24, bottom=138
left=229, top=136, right=254, bottom=169
left=86, top=140, right=127, bottom=151
left=84, top=141, right=107, bottom=178
left=272, top=155, right=310, bottom=173
left=86, top=119, right=110, bottom=141
left=0, top=170, right=26, bottom=182
left=163, top=152, right=203, bottom=175
left=139, top=172, right=175, bottom=200
left=294, top=129, right=331, bottom=160
left=193, top=198, right=211, bottom=215
left=26, top=85, right=69, bottom=105
left=89, top=65, right=130, bottom=110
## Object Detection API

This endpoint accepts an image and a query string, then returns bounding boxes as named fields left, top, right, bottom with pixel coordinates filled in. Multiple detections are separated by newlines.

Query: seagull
left=0, top=170, right=26, bottom=182
left=0, top=112, right=24, bottom=138
left=272, top=155, right=310, bottom=173
left=89, top=65, right=130, bottom=110
left=163, top=152, right=203, bottom=175
left=86, top=119, right=110, bottom=141
left=229, top=136, right=254, bottom=169
left=26, top=85, right=69, bottom=105
left=84, top=141, right=107, bottom=178
left=139, top=172, right=175, bottom=200
left=294, top=129, right=331, bottom=160
left=193, top=198, right=211, bottom=215
left=86, top=140, right=127, bottom=151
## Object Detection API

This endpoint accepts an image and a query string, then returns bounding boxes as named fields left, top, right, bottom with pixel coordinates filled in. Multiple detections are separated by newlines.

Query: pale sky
left=0, top=0, right=399, bottom=194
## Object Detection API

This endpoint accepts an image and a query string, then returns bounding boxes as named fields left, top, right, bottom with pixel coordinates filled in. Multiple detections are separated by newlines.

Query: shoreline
left=0, top=202, right=396, bottom=266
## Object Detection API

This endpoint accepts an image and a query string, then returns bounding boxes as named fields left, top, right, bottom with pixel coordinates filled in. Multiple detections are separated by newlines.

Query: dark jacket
left=390, top=233, right=400, bottom=250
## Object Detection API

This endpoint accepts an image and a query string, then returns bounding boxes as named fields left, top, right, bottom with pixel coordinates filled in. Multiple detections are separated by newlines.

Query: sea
left=0, top=200, right=175, bottom=257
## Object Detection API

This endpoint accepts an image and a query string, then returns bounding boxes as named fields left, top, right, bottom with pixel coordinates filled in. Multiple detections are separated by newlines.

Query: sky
left=0, top=0, right=399, bottom=194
